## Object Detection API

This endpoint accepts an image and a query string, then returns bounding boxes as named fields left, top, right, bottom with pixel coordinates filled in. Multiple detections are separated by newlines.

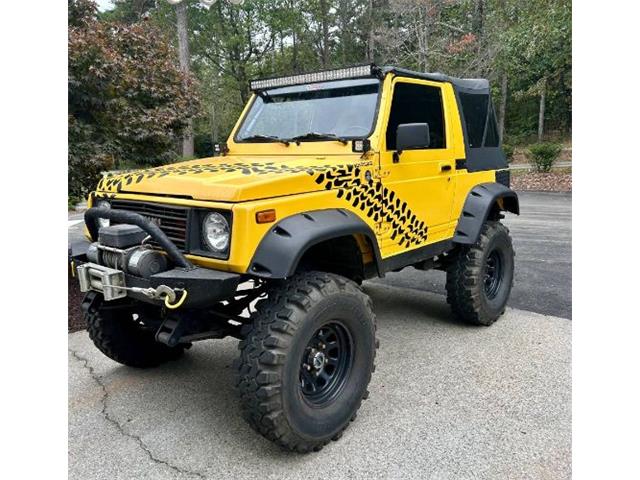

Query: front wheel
left=446, top=221, right=515, bottom=326
left=84, top=294, right=185, bottom=368
left=234, top=271, right=377, bottom=453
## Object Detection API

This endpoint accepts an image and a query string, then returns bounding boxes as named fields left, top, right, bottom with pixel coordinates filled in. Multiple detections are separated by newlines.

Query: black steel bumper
left=70, top=208, right=242, bottom=308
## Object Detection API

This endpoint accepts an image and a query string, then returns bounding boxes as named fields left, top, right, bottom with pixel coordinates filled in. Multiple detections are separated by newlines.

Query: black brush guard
left=76, top=207, right=241, bottom=308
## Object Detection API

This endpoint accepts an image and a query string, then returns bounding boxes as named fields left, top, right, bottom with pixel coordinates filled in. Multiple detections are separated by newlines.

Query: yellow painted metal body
left=90, top=73, right=496, bottom=274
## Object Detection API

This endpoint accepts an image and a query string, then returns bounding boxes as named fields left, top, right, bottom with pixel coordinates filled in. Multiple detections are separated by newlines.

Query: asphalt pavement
left=69, top=283, right=571, bottom=480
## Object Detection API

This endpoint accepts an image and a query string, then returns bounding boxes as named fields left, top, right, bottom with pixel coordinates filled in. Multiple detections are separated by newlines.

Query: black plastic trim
left=453, top=183, right=520, bottom=245
left=248, top=209, right=383, bottom=279
left=381, top=240, right=453, bottom=273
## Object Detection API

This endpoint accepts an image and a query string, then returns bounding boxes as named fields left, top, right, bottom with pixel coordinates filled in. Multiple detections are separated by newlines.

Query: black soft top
left=379, top=66, right=489, bottom=94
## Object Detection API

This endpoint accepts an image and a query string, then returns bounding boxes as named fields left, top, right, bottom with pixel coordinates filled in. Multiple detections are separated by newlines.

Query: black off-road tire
left=234, top=271, right=377, bottom=453
left=446, top=221, right=514, bottom=326
left=85, top=294, right=185, bottom=368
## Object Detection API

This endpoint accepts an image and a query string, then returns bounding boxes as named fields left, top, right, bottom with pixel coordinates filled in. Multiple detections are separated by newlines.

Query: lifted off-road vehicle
left=70, top=64, right=518, bottom=452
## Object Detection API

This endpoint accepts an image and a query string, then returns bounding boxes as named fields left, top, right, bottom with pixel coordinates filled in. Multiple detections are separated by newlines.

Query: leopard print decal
left=97, top=160, right=429, bottom=248
left=97, top=162, right=326, bottom=192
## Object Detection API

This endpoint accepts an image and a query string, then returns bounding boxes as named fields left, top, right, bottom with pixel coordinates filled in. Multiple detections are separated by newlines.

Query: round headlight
left=95, top=200, right=110, bottom=228
left=202, top=212, right=230, bottom=253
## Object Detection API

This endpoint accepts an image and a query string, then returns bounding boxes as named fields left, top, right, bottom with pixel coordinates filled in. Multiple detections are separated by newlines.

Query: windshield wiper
left=288, top=132, right=348, bottom=145
left=241, top=134, right=290, bottom=146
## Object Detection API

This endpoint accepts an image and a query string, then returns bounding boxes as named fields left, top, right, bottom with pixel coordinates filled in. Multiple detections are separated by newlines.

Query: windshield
left=236, top=78, right=380, bottom=142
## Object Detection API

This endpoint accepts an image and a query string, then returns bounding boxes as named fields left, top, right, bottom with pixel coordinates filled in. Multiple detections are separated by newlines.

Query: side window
left=484, top=103, right=500, bottom=147
left=386, top=82, right=446, bottom=150
left=459, top=92, right=488, bottom=148
left=459, top=92, right=500, bottom=148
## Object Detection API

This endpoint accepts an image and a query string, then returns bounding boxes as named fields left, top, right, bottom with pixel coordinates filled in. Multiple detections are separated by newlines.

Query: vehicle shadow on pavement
left=363, top=281, right=466, bottom=328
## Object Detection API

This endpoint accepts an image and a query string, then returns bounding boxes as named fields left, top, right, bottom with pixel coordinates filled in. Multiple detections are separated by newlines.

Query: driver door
left=377, top=78, right=457, bottom=258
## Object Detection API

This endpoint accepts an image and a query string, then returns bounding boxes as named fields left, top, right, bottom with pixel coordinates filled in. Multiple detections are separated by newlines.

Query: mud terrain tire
left=235, top=271, right=377, bottom=453
left=446, top=221, right=514, bottom=326
left=85, top=294, right=185, bottom=368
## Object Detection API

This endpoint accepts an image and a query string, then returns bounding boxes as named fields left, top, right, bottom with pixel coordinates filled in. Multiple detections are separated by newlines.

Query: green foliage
left=84, top=0, right=571, bottom=158
left=526, top=143, right=562, bottom=172
left=502, top=144, right=515, bottom=163
left=68, top=0, right=200, bottom=200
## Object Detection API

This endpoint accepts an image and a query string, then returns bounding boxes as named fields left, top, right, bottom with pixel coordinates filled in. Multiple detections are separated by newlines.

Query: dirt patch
left=512, top=171, right=572, bottom=192
left=69, top=272, right=86, bottom=333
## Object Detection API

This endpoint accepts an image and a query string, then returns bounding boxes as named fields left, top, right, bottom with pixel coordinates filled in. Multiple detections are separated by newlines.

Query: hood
left=97, top=155, right=371, bottom=202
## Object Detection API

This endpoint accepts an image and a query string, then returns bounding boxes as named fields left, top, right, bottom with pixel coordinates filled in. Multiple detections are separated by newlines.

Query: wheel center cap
left=312, top=351, right=325, bottom=370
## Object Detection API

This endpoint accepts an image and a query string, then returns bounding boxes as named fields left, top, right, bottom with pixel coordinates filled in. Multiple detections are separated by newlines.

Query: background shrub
left=527, top=143, right=562, bottom=172
left=502, top=143, right=515, bottom=163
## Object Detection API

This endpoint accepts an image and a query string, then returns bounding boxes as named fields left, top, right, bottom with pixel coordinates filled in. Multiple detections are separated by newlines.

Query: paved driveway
left=69, top=283, right=571, bottom=480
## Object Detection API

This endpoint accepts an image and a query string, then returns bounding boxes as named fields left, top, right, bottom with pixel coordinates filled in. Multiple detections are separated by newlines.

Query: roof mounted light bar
left=250, top=64, right=379, bottom=91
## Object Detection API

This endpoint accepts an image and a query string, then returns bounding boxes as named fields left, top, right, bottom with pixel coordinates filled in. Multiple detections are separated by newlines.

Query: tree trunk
left=366, top=0, right=374, bottom=62
left=473, top=0, right=485, bottom=42
left=498, top=72, right=508, bottom=142
left=176, top=2, right=194, bottom=158
left=292, top=30, right=298, bottom=71
left=538, top=77, right=546, bottom=142
left=320, top=0, right=330, bottom=67
left=210, top=79, right=218, bottom=146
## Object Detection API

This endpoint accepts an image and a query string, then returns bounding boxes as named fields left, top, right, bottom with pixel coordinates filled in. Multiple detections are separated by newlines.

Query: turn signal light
left=256, top=209, right=276, bottom=224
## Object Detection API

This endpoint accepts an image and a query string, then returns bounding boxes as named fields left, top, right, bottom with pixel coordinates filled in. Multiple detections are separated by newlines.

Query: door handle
left=440, top=163, right=452, bottom=172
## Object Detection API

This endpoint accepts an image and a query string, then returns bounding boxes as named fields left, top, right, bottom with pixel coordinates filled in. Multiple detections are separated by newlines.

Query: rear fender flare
left=453, top=183, right=519, bottom=245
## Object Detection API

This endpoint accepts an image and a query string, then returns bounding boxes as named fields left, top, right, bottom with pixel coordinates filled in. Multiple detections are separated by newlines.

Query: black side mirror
left=396, top=123, right=430, bottom=152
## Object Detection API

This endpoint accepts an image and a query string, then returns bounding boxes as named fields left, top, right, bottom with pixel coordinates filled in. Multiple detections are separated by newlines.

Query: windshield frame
left=233, top=78, right=383, bottom=144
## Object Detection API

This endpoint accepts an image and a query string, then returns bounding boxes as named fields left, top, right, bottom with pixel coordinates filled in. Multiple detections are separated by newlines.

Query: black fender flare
left=248, top=209, right=383, bottom=279
left=453, top=183, right=519, bottom=245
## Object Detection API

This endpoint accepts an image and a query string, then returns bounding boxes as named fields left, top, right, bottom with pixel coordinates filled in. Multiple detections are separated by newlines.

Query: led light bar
left=250, top=64, right=377, bottom=91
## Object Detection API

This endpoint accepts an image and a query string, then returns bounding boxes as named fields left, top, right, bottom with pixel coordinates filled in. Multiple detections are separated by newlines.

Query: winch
left=85, top=224, right=169, bottom=278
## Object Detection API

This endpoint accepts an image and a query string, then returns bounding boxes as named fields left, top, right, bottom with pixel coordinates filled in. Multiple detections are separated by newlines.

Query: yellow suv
left=71, top=64, right=519, bottom=452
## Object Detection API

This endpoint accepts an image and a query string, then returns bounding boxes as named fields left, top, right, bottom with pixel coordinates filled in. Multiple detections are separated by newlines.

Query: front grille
left=110, top=200, right=189, bottom=251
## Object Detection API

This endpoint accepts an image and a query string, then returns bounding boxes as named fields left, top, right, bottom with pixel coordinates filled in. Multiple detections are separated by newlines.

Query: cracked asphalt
left=69, top=283, right=571, bottom=480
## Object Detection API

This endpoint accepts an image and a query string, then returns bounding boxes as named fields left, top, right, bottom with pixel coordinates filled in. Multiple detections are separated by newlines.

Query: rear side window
left=484, top=103, right=499, bottom=147
left=459, top=92, right=500, bottom=148
left=386, top=82, right=446, bottom=150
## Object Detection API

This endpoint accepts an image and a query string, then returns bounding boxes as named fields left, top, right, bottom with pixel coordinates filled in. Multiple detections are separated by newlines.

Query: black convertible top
left=379, top=66, right=490, bottom=94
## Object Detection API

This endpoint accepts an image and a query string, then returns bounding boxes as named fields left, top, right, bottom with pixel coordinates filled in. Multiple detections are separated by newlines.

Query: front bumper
left=70, top=208, right=241, bottom=308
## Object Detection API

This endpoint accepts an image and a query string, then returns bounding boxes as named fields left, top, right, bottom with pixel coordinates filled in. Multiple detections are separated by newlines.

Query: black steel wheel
left=235, top=271, right=378, bottom=453
left=446, top=221, right=514, bottom=326
left=484, top=249, right=504, bottom=300
left=299, top=322, right=353, bottom=406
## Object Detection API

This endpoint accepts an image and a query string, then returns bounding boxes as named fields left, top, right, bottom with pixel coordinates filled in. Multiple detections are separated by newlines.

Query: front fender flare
left=453, top=183, right=519, bottom=245
left=248, top=209, right=382, bottom=279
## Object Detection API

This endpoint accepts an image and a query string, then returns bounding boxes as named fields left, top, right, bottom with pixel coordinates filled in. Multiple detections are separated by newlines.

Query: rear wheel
left=234, top=271, right=377, bottom=453
left=446, top=221, right=514, bottom=326
left=84, top=293, right=185, bottom=368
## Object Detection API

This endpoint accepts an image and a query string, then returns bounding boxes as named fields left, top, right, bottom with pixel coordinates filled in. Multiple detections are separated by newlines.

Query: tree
left=68, top=0, right=199, bottom=202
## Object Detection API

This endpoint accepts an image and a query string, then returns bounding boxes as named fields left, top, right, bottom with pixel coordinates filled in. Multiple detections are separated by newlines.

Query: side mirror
left=396, top=123, right=430, bottom=152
